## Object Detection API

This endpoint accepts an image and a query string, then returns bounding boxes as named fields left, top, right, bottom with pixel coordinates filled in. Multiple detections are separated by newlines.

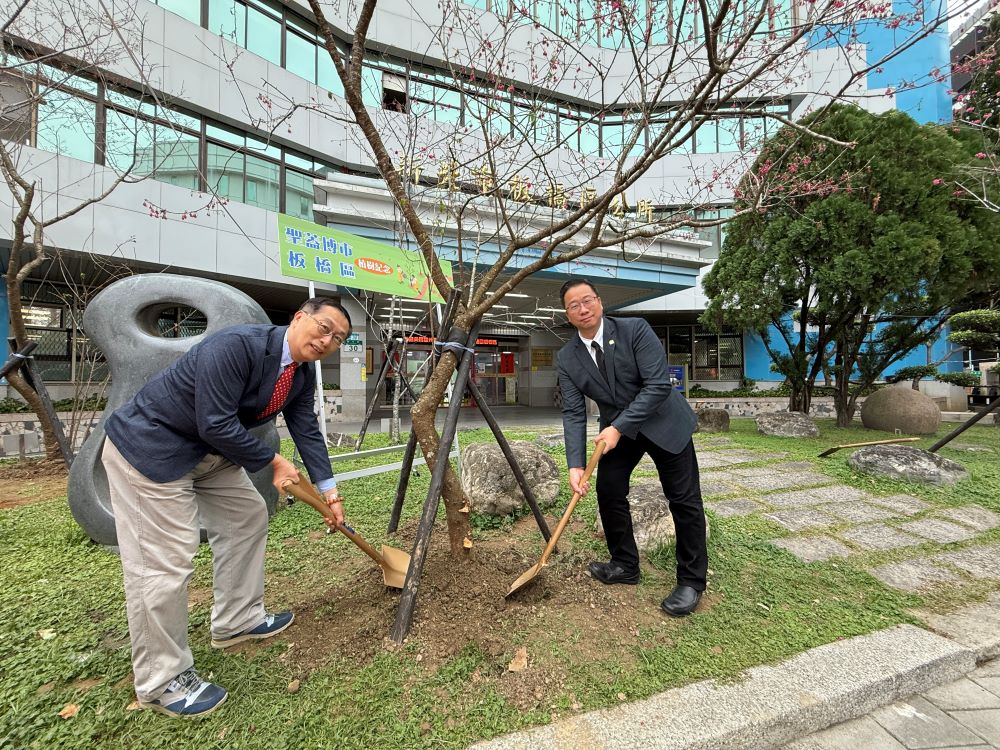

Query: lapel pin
left=608, top=340, right=614, bottom=346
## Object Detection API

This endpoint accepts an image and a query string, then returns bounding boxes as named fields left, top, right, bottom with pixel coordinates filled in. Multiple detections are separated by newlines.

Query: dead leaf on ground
left=508, top=646, right=528, bottom=672
left=126, top=701, right=141, bottom=711
left=287, top=679, right=300, bottom=694
left=38, top=629, right=56, bottom=640
left=58, top=704, right=79, bottom=719
left=71, top=678, right=103, bottom=691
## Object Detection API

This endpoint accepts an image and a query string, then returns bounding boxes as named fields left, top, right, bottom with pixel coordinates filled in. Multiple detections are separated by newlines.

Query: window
left=154, top=0, right=200, bottom=24
left=36, top=89, right=96, bottom=162
left=284, top=168, right=315, bottom=219
left=207, top=143, right=245, bottom=201
left=666, top=325, right=743, bottom=381
left=286, top=28, right=317, bottom=83
left=246, top=1, right=281, bottom=65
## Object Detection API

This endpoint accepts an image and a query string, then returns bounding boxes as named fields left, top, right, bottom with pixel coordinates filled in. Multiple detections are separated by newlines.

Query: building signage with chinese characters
left=278, top=214, right=453, bottom=302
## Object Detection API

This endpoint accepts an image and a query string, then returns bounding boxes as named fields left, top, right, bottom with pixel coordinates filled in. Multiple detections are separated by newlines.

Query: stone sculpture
left=67, top=275, right=280, bottom=547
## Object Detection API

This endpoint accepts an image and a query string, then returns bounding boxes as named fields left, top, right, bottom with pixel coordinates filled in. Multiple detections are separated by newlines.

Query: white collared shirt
left=577, top=318, right=605, bottom=368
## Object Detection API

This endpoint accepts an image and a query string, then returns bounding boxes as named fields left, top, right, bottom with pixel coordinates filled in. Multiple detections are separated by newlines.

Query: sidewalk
left=784, top=657, right=1000, bottom=749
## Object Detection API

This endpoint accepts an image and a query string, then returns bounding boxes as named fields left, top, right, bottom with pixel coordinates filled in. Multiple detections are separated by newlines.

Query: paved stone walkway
left=692, top=443, right=1000, bottom=595
left=784, top=658, right=1000, bottom=749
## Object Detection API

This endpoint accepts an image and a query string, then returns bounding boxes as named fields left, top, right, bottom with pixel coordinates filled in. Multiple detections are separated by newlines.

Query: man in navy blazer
left=100, top=297, right=351, bottom=717
left=557, top=279, right=707, bottom=617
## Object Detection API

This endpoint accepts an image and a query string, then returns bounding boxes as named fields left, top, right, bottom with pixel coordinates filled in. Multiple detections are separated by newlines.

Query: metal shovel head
left=379, top=544, right=411, bottom=589
left=506, top=560, right=544, bottom=597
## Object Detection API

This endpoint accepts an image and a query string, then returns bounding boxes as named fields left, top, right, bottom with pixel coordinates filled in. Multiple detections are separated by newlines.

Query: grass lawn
left=0, top=419, right=997, bottom=749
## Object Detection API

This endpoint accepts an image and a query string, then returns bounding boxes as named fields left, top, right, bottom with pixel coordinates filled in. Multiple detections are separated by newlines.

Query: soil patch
left=0, top=463, right=68, bottom=508
left=246, top=513, right=708, bottom=711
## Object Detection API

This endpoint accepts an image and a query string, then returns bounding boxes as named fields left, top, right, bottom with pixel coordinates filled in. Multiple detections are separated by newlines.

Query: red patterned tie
left=257, top=362, right=299, bottom=420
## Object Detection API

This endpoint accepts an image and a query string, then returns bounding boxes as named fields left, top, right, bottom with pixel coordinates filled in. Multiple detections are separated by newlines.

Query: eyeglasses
left=307, top=313, right=347, bottom=347
left=565, top=295, right=600, bottom=314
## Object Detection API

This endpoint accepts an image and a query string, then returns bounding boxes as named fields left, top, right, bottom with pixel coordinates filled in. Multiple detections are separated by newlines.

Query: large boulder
left=861, top=386, right=941, bottom=435
left=756, top=411, right=819, bottom=438
left=461, top=441, right=561, bottom=516
left=848, top=445, right=969, bottom=485
left=696, top=408, right=730, bottom=433
left=595, top=480, right=710, bottom=554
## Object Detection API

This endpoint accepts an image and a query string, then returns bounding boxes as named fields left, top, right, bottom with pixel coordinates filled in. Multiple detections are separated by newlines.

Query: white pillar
left=339, top=296, right=368, bottom=420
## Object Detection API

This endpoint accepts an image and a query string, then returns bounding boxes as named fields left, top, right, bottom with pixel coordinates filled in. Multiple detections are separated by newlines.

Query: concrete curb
left=918, top=593, right=1000, bottom=662
left=469, top=625, right=976, bottom=750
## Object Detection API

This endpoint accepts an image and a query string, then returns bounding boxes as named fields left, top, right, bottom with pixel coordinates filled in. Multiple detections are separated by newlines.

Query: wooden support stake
left=386, top=289, right=462, bottom=535
left=390, top=322, right=480, bottom=644
left=467, top=377, right=554, bottom=545
left=929, top=395, right=1000, bottom=453
left=818, top=436, right=919, bottom=458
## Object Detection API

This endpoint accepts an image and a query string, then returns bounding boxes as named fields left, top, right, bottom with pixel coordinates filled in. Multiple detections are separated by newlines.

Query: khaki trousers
left=101, top=438, right=269, bottom=701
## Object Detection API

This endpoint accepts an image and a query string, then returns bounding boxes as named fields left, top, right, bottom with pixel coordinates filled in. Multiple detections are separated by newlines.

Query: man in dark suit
left=557, top=278, right=707, bottom=617
left=100, top=297, right=351, bottom=717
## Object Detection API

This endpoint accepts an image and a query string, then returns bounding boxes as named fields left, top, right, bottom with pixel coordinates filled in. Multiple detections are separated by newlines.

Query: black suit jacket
left=557, top=316, right=697, bottom=468
left=105, top=324, right=332, bottom=485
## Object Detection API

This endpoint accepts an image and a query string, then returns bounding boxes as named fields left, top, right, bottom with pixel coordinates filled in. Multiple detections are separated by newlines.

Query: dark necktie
left=258, top=362, right=299, bottom=419
left=591, top=341, right=608, bottom=383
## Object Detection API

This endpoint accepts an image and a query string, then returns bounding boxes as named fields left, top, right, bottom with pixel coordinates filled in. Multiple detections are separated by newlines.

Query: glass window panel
left=284, top=168, right=315, bottom=219
left=286, top=31, right=317, bottom=82
left=534, top=109, right=554, bottom=144
left=285, top=151, right=314, bottom=171
left=209, top=0, right=246, bottom=45
left=601, top=121, right=624, bottom=157
left=246, top=133, right=280, bottom=159
left=742, top=115, right=766, bottom=149
left=104, top=108, right=154, bottom=175
left=206, top=122, right=244, bottom=147
left=317, top=49, right=344, bottom=96
left=580, top=120, right=599, bottom=155
left=717, top=117, right=740, bottom=152
left=155, top=0, right=200, bottom=24
left=244, top=154, right=279, bottom=210
left=247, top=5, right=281, bottom=64
left=670, top=0, right=697, bottom=42
left=437, top=87, right=461, bottom=109
left=154, top=126, right=200, bottom=190
left=648, top=0, right=670, bottom=44
left=559, top=113, right=579, bottom=151
left=163, top=107, right=200, bottom=132
left=39, top=64, right=98, bottom=95
left=207, top=143, right=245, bottom=201
left=36, top=90, right=95, bottom=162
left=105, top=88, right=157, bottom=117
left=361, top=65, right=382, bottom=108
left=624, top=121, right=645, bottom=156
left=667, top=326, right=692, bottom=367
left=771, top=0, right=791, bottom=34
left=694, top=118, right=717, bottom=153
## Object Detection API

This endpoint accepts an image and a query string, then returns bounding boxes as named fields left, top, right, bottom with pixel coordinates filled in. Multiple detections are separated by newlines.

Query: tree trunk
left=788, top=384, right=811, bottom=413
left=409, top=349, right=471, bottom=558
left=5, top=369, right=63, bottom=461
left=833, top=378, right=854, bottom=428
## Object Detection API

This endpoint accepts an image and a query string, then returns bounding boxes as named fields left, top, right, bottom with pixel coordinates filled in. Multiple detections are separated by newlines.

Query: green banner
left=278, top=214, right=453, bottom=302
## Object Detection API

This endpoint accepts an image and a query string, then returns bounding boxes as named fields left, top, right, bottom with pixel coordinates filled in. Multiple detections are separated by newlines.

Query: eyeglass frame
left=564, top=294, right=601, bottom=314
left=305, top=313, right=348, bottom=347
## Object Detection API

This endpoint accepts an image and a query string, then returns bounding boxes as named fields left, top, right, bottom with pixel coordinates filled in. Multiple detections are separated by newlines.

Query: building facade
left=0, top=0, right=954, bottom=416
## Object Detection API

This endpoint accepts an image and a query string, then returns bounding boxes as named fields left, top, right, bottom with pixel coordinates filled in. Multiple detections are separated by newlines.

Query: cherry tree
left=275, top=0, right=970, bottom=555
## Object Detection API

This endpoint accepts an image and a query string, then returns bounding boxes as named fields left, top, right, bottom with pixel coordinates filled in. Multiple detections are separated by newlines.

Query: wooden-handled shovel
left=282, top=471, right=410, bottom=589
left=506, top=440, right=605, bottom=597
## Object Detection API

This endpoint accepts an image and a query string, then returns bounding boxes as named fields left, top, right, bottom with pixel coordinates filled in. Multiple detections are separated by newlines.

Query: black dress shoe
left=588, top=560, right=640, bottom=585
left=660, top=585, right=702, bottom=617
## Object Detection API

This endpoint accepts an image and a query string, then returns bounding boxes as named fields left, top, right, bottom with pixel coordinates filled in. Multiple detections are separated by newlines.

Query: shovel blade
left=379, top=545, right=411, bottom=590
left=506, top=562, right=543, bottom=597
